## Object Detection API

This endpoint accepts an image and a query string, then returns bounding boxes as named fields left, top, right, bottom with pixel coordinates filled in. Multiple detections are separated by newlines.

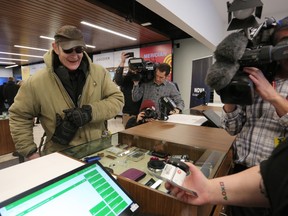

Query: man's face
left=154, top=70, right=166, bottom=85
left=52, top=43, right=84, bottom=71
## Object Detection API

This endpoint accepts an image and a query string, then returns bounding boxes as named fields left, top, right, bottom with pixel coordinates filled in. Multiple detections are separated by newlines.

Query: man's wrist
left=133, top=81, right=139, bottom=86
left=116, top=66, right=124, bottom=74
left=26, top=147, right=38, bottom=158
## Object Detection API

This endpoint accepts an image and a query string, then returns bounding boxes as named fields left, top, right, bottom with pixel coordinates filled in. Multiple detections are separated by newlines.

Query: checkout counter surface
left=58, top=117, right=235, bottom=216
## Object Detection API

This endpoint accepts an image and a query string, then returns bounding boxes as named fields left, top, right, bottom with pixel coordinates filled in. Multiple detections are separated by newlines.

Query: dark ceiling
left=0, top=0, right=191, bottom=67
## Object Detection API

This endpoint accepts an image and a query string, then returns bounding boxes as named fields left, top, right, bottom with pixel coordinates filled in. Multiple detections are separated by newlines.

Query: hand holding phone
left=125, top=52, right=134, bottom=58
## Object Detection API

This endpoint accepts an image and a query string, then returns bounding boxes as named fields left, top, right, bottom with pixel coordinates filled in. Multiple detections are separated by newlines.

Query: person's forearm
left=269, top=93, right=288, bottom=117
left=209, top=166, right=269, bottom=207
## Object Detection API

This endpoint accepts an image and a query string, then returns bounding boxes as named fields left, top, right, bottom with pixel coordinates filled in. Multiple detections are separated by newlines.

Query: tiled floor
left=0, top=117, right=125, bottom=163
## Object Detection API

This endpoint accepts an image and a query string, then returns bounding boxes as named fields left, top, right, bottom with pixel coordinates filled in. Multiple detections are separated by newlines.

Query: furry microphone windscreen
left=205, top=32, right=248, bottom=90
left=214, top=32, right=248, bottom=63
left=205, top=61, right=240, bottom=91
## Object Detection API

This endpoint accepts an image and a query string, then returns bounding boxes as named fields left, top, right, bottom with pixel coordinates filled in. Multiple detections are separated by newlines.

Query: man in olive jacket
left=9, top=25, right=124, bottom=160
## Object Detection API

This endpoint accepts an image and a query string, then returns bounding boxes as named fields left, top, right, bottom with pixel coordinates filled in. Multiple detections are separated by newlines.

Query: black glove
left=51, top=113, right=78, bottom=145
left=63, top=105, right=92, bottom=127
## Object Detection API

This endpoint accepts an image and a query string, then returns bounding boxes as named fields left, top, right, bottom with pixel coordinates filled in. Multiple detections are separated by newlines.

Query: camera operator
left=221, top=17, right=288, bottom=216
left=114, top=52, right=142, bottom=127
left=132, top=63, right=184, bottom=117
left=125, top=99, right=157, bottom=129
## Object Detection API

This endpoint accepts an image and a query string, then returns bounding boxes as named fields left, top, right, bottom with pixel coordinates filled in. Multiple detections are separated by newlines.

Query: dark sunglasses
left=62, top=46, right=85, bottom=54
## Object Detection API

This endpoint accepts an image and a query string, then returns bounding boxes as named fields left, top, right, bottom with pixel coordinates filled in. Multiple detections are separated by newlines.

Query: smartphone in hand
left=125, top=52, right=134, bottom=58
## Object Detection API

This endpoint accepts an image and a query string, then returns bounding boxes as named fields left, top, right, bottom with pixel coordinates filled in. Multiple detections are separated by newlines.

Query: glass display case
left=60, top=119, right=235, bottom=216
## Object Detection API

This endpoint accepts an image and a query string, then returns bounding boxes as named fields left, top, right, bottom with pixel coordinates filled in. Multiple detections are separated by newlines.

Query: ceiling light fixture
left=5, top=64, right=18, bottom=69
left=0, top=61, right=15, bottom=65
left=141, top=22, right=152, bottom=27
left=86, top=45, right=96, bottom=49
left=40, top=35, right=54, bottom=40
left=227, top=0, right=263, bottom=31
left=0, top=57, right=28, bottom=62
left=81, top=21, right=137, bottom=41
left=14, top=45, right=49, bottom=52
left=0, top=52, right=43, bottom=58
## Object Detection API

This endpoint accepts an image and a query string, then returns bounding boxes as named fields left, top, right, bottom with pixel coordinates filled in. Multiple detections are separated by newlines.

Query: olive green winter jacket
left=9, top=50, right=124, bottom=157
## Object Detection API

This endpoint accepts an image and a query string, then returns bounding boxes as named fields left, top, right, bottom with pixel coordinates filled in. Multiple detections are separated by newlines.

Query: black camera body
left=159, top=96, right=177, bottom=120
left=140, top=108, right=158, bottom=123
left=143, top=108, right=158, bottom=119
left=219, top=18, right=279, bottom=105
left=128, top=58, right=158, bottom=83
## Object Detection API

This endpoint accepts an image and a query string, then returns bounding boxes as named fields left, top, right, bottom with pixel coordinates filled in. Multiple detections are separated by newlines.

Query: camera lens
left=144, top=108, right=158, bottom=119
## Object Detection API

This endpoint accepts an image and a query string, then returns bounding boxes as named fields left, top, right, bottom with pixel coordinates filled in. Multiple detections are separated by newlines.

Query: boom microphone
left=205, top=32, right=248, bottom=91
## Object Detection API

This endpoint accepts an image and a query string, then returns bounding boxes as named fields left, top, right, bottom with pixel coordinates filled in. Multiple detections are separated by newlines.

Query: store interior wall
left=173, top=37, right=215, bottom=109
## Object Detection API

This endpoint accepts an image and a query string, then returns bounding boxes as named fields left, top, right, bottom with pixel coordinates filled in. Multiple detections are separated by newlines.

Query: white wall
left=0, top=67, right=13, bottom=77
left=173, top=38, right=214, bottom=109
left=138, top=0, right=226, bottom=50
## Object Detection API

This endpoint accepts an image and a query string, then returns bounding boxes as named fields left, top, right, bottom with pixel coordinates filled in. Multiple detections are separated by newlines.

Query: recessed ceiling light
left=0, top=52, right=43, bottom=58
left=86, top=45, right=96, bottom=49
left=40, top=35, right=54, bottom=40
left=141, top=22, right=152, bottom=26
left=0, top=61, right=15, bottom=64
left=81, top=21, right=137, bottom=41
left=0, top=57, right=28, bottom=62
left=14, top=45, right=49, bottom=52
left=5, top=64, right=18, bottom=69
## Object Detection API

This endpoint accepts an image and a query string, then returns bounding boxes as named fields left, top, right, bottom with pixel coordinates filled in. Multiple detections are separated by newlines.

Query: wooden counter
left=119, top=121, right=233, bottom=152
left=59, top=114, right=235, bottom=216
left=116, top=121, right=235, bottom=216
left=0, top=119, right=15, bottom=155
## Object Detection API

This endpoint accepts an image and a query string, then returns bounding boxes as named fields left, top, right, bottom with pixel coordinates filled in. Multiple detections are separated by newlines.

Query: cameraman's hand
left=121, top=52, right=127, bottom=64
left=146, top=118, right=156, bottom=122
left=133, top=80, right=140, bottom=86
left=244, top=67, right=288, bottom=117
left=169, top=108, right=180, bottom=115
left=244, top=67, right=277, bottom=101
left=63, top=105, right=92, bottom=127
left=51, top=113, right=78, bottom=145
left=136, top=111, right=145, bottom=123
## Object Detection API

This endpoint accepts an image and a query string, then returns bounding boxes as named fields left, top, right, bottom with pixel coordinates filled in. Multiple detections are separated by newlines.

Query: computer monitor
left=0, top=161, right=140, bottom=216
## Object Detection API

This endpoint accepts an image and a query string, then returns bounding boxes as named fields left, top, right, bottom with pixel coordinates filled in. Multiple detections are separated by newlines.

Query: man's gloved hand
left=51, top=113, right=78, bottom=145
left=63, top=105, right=92, bottom=127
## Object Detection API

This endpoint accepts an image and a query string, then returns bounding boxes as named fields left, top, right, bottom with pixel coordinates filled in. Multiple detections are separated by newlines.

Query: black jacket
left=114, top=66, right=141, bottom=115
left=3, top=81, right=19, bottom=107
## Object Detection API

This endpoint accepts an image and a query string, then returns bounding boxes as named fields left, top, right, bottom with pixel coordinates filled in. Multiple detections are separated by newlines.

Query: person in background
left=125, top=99, right=157, bottom=129
left=0, top=82, right=7, bottom=113
left=220, top=17, right=288, bottom=215
left=114, top=52, right=142, bottom=127
left=3, top=77, right=19, bottom=108
left=9, top=25, right=124, bottom=160
left=132, top=63, right=184, bottom=117
left=165, top=138, right=288, bottom=215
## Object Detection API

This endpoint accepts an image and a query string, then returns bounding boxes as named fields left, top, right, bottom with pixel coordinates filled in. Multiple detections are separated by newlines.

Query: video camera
left=159, top=96, right=177, bottom=120
left=128, top=57, right=158, bottom=83
left=218, top=17, right=288, bottom=105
